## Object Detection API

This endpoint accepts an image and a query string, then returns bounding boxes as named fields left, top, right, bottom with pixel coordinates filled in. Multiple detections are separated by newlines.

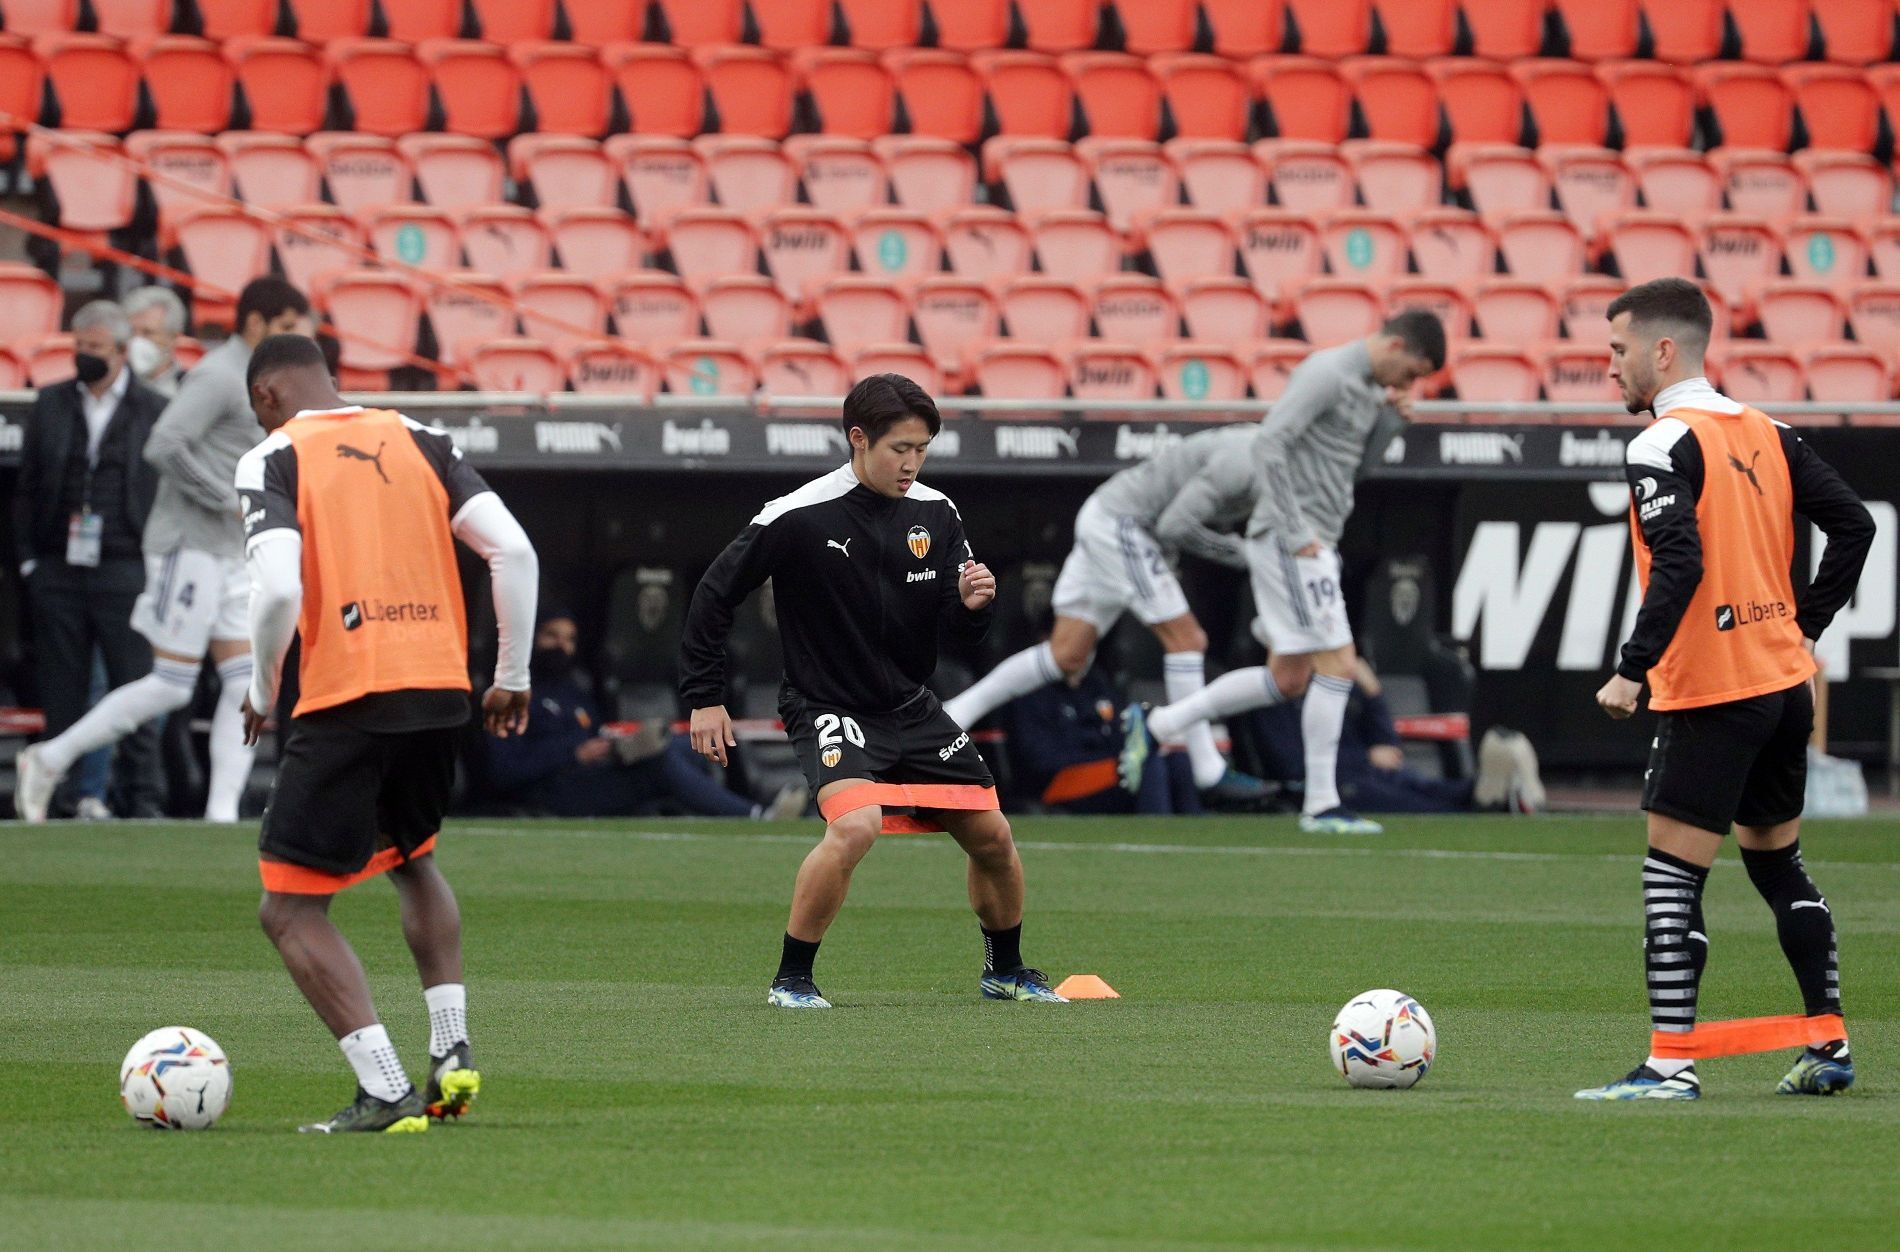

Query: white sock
left=206, top=655, right=256, bottom=822
left=1301, top=673, right=1354, bottom=816
left=424, top=983, right=469, bottom=1057
left=1148, top=666, right=1283, bottom=744
left=1161, top=651, right=1229, bottom=788
left=38, top=658, right=199, bottom=775
left=339, top=1023, right=412, bottom=1102
left=1644, top=1054, right=1694, bottom=1078
left=944, top=641, right=1064, bottom=728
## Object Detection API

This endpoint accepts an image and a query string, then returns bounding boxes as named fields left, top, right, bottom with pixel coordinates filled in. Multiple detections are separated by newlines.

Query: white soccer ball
left=1328, top=989, right=1436, bottom=1089
left=119, top=1027, right=231, bottom=1129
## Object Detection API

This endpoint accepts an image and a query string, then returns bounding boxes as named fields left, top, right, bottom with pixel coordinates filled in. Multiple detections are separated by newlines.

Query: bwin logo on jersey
left=907, top=525, right=931, bottom=559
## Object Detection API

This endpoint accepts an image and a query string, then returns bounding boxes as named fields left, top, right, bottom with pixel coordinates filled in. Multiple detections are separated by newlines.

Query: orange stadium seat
left=0, top=35, right=43, bottom=162
left=378, top=0, right=462, bottom=42
left=942, top=205, right=1033, bottom=281
left=1792, top=150, right=1890, bottom=220
left=562, top=0, right=640, bottom=45
left=1783, top=216, right=1869, bottom=289
left=513, top=271, right=607, bottom=347
left=468, top=338, right=564, bottom=392
left=510, top=134, right=615, bottom=209
left=417, top=40, right=522, bottom=140
left=318, top=270, right=421, bottom=371
left=1001, top=276, right=1091, bottom=346
left=1869, top=220, right=1900, bottom=281
left=286, top=0, right=374, bottom=41
left=1204, top=0, right=1285, bottom=57
left=125, top=131, right=229, bottom=224
left=219, top=131, right=320, bottom=206
left=850, top=343, right=940, bottom=392
left=567, top=342, right=659, bottom=398
left=1540, top=341, right=1613, bottom=402
left=874, top=135, right=975, bottom=212
left=196, top=0, right=275, bottom=39
left=1237, top=208, right=1324, bottom=310
left=1694, top=64, right=1794, bottom=152
left=605, top=135, right=709, bottom=227
left=1702, top=282, right=1733, bottom=343
left=931, top=0, right=1011, bottom=52
left=663, top=207, right=760, bottom=289
left=1813, top=0, right=1893, bottom=65
left=601, top=43, right=703, bottom=137
left=1247, top=339, right=1311, bottom=398
left=1092, top=275, right=1180, bottom=343
left=1019, top=0, right=1101, bottom=53
left=308, top=133, right=412, bottom=215
left=21, top=334, right=77, bottom=388
left=883, top=50, right=984, bottom=145
left=787, top=137, right=887, bottom=215
left=752, top=0, right=831, bottom=49
left=609, top=271, right=700, bottom=345
left=985, top=136, right=1089, bottom=214
left=39, top=33, right=141, bottom=133
left=543, top=206, right=647, bottom=281
left=1155, top=343, right=1246, bottom=400
left=1707, top=149, right=1806, bottom=220
left=655, top=0, right=744, bottom=47
left=1628, top=147, right=1720, bottom=220
left=664, top=340, right=758, bottom=396
left=1605, top=211, right=1697, bottom=284
left=1712, top=343, right=1805, bottom=405
left=1756, top=280, right=1847, bottom=346
left=975, top=343, right=1067, bottom=398
left=1513, top=59, right=1611, bottom=146
left=1342, top=140, right=1441, bottom=214
left=1447, top=144, right=1549, bottom=220
left=428, top=274, right=518, bottom=368
left=1378, top=0, right=1458, bottom=58
left=28, top=132, right=137, bottom=231
left=1143, top=210, right=1238, bottom=286
left=2, top=0, right=78, bottom=37
left=913, top=276, right=1002, bottom=372
left=1256, top=139, right=1353, bottom=215
left=226, top=37, right=328, bottom=135
left=470, top=0, right=555, bottom=41
left=1597, top=61, right=1695, bottom=148
left=1802, top=343, right=1890, bottom=401
left=837, top=0, right=921, bottom=50
left=1640, top=0, right=1725, bottom=65
left=851, top=208, right=941, bottom=282
left=1118, top=0, right=1199, bottom=54
left=1288, top=0, right=1373, bottom=58
left=1149, top=54, right=1251, bottom=142
left=0, top=262, right=63, bottom=346
left=1464, top=0, right=1549, bottom=59
left=461, top=205, right=553, bottom=278
left=1178, top=277, right=1270, bottom=346
left=1322, top=210, right=1408, bottom=282
left=326, top=39, right=431, bottom=139
left=1250, top=56, right=1351, bottom=143
left=1559, top=273, right=1624, bottom=339
left=513, top=42, right=613, bottom=137
left=1293, top=279, right=1383, bottom=344
left=759, top=207, right=850, bottom=304
left=1539, top=145, right=1634, bottom=239
left=1783, top=63, right=1881, bottom=152
left=366, top=204, right=459, bottom=271
left=1070, top=343, right=1158, bottom=400
left=271, top=205, right=363, bottom=293
left=1431, top=58, right=1526, bottom=146
left=1847, top=282, right=1900, bottom=354
left=398, top=133, right=504, bottom=209
left=1496, top=210, right=1586, bottom=284
left=1451, top=344, right=1540, bottom=401
left=135, top=36, right=233, bottom=134
left=1168, top=139, right=1264, bottom=217
left=0, top=348, right=23, bottom=390
left=1553, top=0, right=1639, bottom=60
left=815, top=275, right=908, bottom=353
left=1731, top=0, right=1815, bottom=65
left=1408, top=208, right=1495, bottom=283
left=696, top=46, right=794, bottom=138
left=1697, top=214, right=1784, bottom=320
left=759, top=340, right=851, bottom=397
left=697, top=135, right=796, bottom=219
left=1337, top=56, right=1438, bottom=148
left=1388, top=278, right=1474, bottom=340
left=976, top=50, right=1075, bottom=139
left=1030, top=208, right=1124, bottom=283
left=1473, top=277, right=1560, bottom=340
left=796, top=48, right=896, bottom=140
left=1064, top=52, right=1162, bottom=140
left=1079, top=138, right=1178, bottom=232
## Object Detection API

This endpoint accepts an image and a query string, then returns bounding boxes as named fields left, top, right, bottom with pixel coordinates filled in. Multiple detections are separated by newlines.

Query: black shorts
left=782, top=686, right=995, bottom=796
left=1642, top=681, right=1812, bottom=835
left=259, top=711, right=457, bottom=877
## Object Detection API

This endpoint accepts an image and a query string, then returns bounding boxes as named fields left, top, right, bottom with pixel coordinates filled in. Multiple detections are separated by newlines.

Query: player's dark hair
left=841, top=373, right=941, bottom=445
left=1606, top=277, right=1712, bottom=353
left=246, top=332, right=328, bottom=392
left=1380, top=309, right=1448, bottom=370
left=235, top=277, right=310, bottom=334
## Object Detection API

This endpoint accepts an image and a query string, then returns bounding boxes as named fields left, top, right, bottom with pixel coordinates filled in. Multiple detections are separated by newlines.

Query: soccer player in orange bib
left=236, top=335, right=539, bottom=1131
left=1575, top=279, right=1875, bottom=1101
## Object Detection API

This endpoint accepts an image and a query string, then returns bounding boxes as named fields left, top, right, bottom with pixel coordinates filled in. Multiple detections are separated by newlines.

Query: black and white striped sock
left=1642, top=849, right=1709, bottom=1078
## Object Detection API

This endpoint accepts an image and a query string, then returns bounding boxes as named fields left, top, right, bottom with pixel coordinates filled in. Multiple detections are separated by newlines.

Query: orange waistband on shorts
left=818, top=782, right=999, bottom=834
left=259, top=836, right=438, bottom=895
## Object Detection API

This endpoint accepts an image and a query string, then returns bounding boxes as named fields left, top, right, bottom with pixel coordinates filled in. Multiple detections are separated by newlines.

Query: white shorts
left=1246, top=535, right=1353, bottom=656
left=1050, top=498, right=1190, bottom=634
left=130, top=547, right=250, bottom=656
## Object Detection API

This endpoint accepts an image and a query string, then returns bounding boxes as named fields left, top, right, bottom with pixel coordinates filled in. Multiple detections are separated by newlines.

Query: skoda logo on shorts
left=907, top=525, right=931, bottom=559
left=821, top=746, right=842, bottom=768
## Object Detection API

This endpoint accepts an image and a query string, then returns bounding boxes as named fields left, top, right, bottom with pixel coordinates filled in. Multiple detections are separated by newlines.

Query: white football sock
left=424, top=983, right=469, bottom=1056
left=339, top=1023, right=411, bottom=1102
left=1301, top=673, right=1354, bottom=816
left=1161, top=651, right=1228, bottom=788
left=37, top=658, right=199, bottom=775
left=944, top=641, right=1063, bottom=728
left=205, top=655, right=256, bottom=823
left=1148, top=666, right=1284, bottom=744
left=1644, top=1054, right=1695, bottom=1079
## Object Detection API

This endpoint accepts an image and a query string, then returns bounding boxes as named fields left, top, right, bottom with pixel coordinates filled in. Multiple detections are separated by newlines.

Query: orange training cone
left=1055, top=974, right=1120, bottom=1000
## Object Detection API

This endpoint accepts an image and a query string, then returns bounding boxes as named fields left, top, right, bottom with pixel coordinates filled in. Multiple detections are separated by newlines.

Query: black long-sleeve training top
left=679, top=463, right=992, bottom=713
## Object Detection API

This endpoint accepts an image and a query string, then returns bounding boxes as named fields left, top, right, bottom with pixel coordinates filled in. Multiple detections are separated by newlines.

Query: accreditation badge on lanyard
left=66, top=509, right=103, bottom=568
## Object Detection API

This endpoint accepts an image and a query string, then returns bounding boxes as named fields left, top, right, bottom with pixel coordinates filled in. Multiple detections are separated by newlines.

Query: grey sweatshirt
left=1089, top=425, right=1259, bottom=570
left=141, top=337, right=261, bottom=560
left=1246, top=339, right=1396, bottom=551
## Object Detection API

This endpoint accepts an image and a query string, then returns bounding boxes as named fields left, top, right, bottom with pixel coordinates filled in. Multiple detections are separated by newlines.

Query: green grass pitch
left=4, top=814, right=1897, bottom=1250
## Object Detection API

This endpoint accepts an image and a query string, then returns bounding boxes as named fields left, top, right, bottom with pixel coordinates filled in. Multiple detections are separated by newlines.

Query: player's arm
left=1154, top=460, right=1250, bottom=570
left=1250, top=363, right=1337, bottom=553
left=1602, top=424, right=1705, bottom=717
left=235, top=440, right=302, bottom=743
left=940, top=506, right=994, bottom=642
left=680, top=522, right=778, bottom=763
left=1778, top=425, right=1876, bottom=644
left=143, top=367, right=247, bottom=515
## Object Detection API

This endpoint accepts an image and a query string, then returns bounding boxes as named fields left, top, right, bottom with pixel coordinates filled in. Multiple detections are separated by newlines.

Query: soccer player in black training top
left=680, top=375, right=1066, bottom=1008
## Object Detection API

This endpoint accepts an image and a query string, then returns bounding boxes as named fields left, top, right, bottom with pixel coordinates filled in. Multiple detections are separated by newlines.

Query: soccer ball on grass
left=120, top=1027, right=231, bottom=1129
left=1328, top=989, right=1436, bottom=1089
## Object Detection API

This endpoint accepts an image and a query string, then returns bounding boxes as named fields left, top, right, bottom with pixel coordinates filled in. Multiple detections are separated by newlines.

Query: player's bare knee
left=1271, top=657, right=1313, bottom=699
left=258, top=891, right=315, bottom=945
left=824, top=806, right=883, bottom=862
left=1155, top=619, right=1208, bottom=655
left=963, top=814, right=1017, bottom=867
left=1049, top=637, right=1094, bottom=677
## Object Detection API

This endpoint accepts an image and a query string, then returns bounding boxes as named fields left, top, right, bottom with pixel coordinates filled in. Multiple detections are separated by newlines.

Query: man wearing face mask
left=15, top=278, right=312, bottom=824
left=12, top=300, right=169, bottom=818
left=123, top=287, right=188, bottom=399
left=486, top=610, right=808, bottom=820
